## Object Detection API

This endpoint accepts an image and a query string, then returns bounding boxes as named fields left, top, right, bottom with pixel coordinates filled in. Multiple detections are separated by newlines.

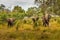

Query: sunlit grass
left=0, top=19, right=60, bottom=40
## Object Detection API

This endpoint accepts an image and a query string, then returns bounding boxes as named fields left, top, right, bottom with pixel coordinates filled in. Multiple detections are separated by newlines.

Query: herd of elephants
left=6, top=13, right=51, bottom=28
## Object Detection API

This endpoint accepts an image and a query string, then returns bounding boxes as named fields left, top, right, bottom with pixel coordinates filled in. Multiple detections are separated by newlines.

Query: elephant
left=7, top=18, right=15, bottom=27
left=42, top=13, right=51, bottom=27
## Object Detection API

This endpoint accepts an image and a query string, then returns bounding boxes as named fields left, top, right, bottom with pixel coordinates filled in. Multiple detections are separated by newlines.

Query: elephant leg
left=43, top=20, right=46, bottom=27
left=8, top=22, right=13, bottom=28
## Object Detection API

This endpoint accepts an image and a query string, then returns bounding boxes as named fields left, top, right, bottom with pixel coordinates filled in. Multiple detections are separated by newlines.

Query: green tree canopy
left=34, top=0, right=60, bottom=15
left=26, top=7, right=38, bottom=17
left=12, top=6, right=25, bottom=13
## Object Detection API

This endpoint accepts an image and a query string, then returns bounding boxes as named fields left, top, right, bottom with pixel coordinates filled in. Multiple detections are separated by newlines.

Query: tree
left=34, top=0, right=60, bottom=15
left=26, top=7, right=38, bottom=17
left=11, top=6, right=26, bottom=19
left=12, top=6, right=25, bottom=13
left=0, top=4, right=5, bottom=10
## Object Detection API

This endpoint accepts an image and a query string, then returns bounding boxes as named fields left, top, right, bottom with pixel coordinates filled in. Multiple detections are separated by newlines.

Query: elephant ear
left=36, top=17, right=39, bottom=21
left=7, top=18, right=11, bottom=22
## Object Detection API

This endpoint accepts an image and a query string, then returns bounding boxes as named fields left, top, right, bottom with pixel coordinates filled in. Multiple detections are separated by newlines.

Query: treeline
left=0, top=4, right=41, bottom=21
left=0, top=3, right=60, bottom=24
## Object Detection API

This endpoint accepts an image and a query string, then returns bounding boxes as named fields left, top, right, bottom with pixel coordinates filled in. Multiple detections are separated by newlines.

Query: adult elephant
left=7, top=18, right=15, bottom=27
left=42, top=13, right=51, bottom=27
left=23, top=17, right=29, bottom=23
left=31, top=15, right=39, bottom=27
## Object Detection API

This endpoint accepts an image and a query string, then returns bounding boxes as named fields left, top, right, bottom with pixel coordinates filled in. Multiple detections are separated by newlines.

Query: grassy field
left=0, top=18, right=60, bottom=40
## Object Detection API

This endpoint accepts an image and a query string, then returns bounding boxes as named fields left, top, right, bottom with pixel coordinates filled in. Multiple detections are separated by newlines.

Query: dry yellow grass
left=0, top=20, right=60, bottom=32
left=0, top=20, right=60, bottom=40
